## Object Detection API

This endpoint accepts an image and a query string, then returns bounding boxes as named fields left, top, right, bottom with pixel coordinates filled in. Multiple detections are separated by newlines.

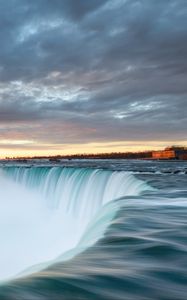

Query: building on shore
left=152, top=146, right=187, bottom=160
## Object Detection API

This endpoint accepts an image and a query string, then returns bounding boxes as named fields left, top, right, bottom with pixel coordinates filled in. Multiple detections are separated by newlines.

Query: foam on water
left=0, top=167, right=150, bottom=281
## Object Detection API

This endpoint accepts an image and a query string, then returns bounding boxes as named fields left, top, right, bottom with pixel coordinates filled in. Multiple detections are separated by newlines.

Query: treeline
left=6, top=151, right=153, bottom=160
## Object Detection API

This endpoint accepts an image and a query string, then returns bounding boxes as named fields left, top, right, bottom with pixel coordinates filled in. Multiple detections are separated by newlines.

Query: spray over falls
left=0, top=166, right=149, bottom=281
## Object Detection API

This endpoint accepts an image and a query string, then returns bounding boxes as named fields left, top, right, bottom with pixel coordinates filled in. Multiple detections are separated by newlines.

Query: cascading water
left=0, top=166, right=150, bottom=282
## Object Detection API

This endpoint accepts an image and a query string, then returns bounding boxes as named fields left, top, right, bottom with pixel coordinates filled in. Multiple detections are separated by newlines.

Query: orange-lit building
left=152, top=146, right=187, bottom=160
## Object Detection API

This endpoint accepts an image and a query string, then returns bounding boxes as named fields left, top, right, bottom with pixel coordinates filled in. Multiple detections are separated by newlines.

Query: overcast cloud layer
left=0, top=0, right=187, bottom=154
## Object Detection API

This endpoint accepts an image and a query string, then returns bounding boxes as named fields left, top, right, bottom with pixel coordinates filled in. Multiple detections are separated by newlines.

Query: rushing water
left=0, top=160, right=186, bottom=299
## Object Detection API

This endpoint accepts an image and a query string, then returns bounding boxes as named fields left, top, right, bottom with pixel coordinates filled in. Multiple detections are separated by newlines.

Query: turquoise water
left=0, top=160, right=186, bottom=299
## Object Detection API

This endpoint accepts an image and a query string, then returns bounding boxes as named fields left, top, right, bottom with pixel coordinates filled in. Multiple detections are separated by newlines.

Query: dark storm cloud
left=0, top=0, right=187, bottom=147
left=40, top=0, right=109, bottom=21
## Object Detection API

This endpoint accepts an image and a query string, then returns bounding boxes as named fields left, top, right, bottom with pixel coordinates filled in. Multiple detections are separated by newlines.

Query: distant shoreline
left=2, top=146, right=187, bottom=161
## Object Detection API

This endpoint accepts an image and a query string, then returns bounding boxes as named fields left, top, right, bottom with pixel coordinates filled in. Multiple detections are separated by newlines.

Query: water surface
left=0, top=160, right=186, bottom=299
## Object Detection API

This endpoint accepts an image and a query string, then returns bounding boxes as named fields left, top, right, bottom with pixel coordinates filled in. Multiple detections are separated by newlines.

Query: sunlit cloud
left=0, top=0, right=186, bottom=156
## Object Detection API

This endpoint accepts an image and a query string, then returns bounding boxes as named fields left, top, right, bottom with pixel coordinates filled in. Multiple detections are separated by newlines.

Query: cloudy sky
left=0, top=0, right=187, bottom=157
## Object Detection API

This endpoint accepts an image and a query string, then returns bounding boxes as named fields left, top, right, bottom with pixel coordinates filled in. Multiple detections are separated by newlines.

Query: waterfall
left=0, top=166, right=150, bottom=281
